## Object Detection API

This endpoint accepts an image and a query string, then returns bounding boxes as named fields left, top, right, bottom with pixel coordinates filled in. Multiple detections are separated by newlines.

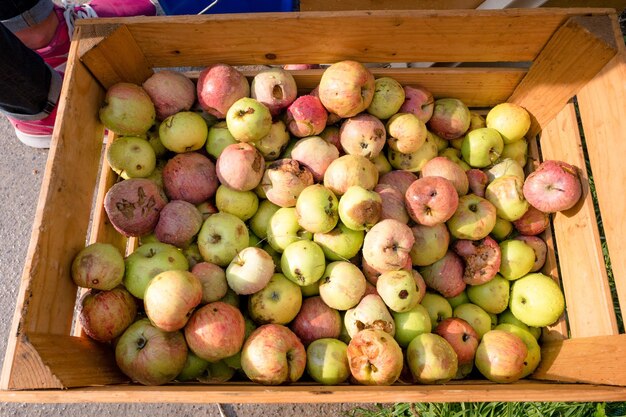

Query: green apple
left=467, top=275, right=510, bottom=314
left=460, top=127, right=504, bottom=168
left=252, top=120, right=291, bottom=161
left=485, top=175, right=529, bottom=221
left=490, top=217, right=513, bottom=241
left=376, top=270, right=420, bottom=313
left=215, top=185, right=259, bottom=221
left=248, top=232, right=261, bottom=248
left=124, top=242, right=189, bottom=299
left=372, top=153, right=392, bottom=175
left=420, top=292, right=453, bottom=328
left=219, top=288, right=240, bottom=308
left=338, top=185, right=382, bottom=231
left=499, top=239, right=535, bottom=280
left=267, top=207, right=312, bottom=253
left=439, top=147, right=471, bottom=172
left=197, top=212, right=249, bottom=267
left=314, top=222, right=364, bottom=261
left=159, top=111, right=208, bottom=153
left=367, top=77, right=405, bottom=120
left=485, top=158, right=525, bottom=183
left=296, top=184, right=339, bottom=234
left=499, top=310, right=542, bottom=340
left=392, top=304, right=432, bottom=348
left=446, top=194, right=497, bottom=240
left=206, top=121, right=238, bottom=159
left=197, top=360, right=236, bottom=383
left=226, top=97, right=272, bottom=142
left=409, top=223, right=450, bottom=267
left=510, top=273, right=565, bottom=327
left=501, top=138, right=528, bottom=167
left=301, top=281, right=321, bottom=297
left=106, top=136, right=156, bottom=179
left=99, top=82, right=155, bottom=136
left=306, top=338, right=350, bottom=385
left=406, top=333, right=458, bottom=384
left=281, top=240, right=326, bottom=286
left=249, top=199, right=280, bottom=239
left=226, top=247, right=275, bottom=295
left=344, top=294, right=395, bottom=338
left=453, top=303, right=492, bottom=339
left=495, top=323, right=541, bottom=378
left=486, top=103, right=531, bottom=144
left=446, top=291, right=470, bottom=309
left=319, top=261, right=366, bottom=310
left=248, top=273, right=302, bottom=324
left=431, top=131, right=449, bottom=152
left=176, top=351, right=209, bottom=382
left=387, top=133, right=438, bottom=172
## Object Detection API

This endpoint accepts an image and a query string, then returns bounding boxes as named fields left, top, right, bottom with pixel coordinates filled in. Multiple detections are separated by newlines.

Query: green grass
left=347, top=402, right=626, bottom=417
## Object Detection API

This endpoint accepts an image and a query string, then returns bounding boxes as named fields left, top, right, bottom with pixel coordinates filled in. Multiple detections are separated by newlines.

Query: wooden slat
left=75, top=9, right=613, bottom=68
left=527, top=137, right=569, bottom=341
left=542, top=0, right=626, bottom=11
left=0, top=382, right=626, bottom=403
left=539, top=102, right=618, bottom=338
left=5, top=334, right=125, bottom=390
left=577, top=51, right=626, bottom=325
left=508, top=14, right=619, bottom=138
left=0, top=33, right=106, bottom=390
left=300, top=0, right=485, bottom=11
left=240, top=67, right=526, bottom=107
left=533, top=334, right=626, bottom=385
left=79, top=24, right=153, bottom=89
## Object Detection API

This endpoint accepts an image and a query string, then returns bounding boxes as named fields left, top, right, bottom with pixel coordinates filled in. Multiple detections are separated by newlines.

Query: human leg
left=0, top=23, right=62, bottom=148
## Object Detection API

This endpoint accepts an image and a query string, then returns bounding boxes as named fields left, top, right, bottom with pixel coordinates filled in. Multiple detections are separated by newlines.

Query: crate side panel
left=80, top=25, right=154, bottom=89
left=71, top=10, right=601, bottom=67
left=300, top=0, right=485, bottom=11
left=1, top=382, right=626, bottom=403
left=1, top=51, right=106, bottom=388
left=539, top=102, right=618, bottom=337
left=508, top=14, right=619, bottom=138
left=533, top=334, right=626, bottom=385
left=577, top=52, right=626, bottom=324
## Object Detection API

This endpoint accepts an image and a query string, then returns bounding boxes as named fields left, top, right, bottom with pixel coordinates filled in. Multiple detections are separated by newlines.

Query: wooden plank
left=0, top=35, right=106, bottom=390
left=542, top=0, right=626, bottom=11
left=79, top=24, right=153, bottom=89
left=527, top=137, right=569, bottom=341
left=539, top=102, right=617, bottom=338
left=508, top=14, right=619, bottom=138
left=577, top=51, right=626, bottom=327
left=300, top=0, right=485, bottom=11
left=75, top=9, right=613, bottom=68
left=0, top=382, right=626, bottom=403
left=5, top=334, right=125, bottom=390
left=533, top=334, right=626, bottom=385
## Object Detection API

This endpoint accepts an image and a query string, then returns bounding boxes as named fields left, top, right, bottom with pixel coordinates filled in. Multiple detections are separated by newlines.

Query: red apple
left=347, top=329, right=403, bottom=385
left=290, top=296, right=342, bottom=346
left=467, top=169, right=489, bottom=197
left=514, top=235, right=548, bottom=272
left=513, top=205, right=549, bottom=236
left=79, top=287, right=137, bottom=343
left=421, top=156, right=469, bottom=196
left=378, top=170, right=418, bottom=195
left=453, top=236, right=501, bottom=285
left=197, top=63, right=249, bottom=119
left=216, top=143, right=265, bottom=192
left=399, top=85, right=434, bottom=123
left=474, top=329, right=527, bottom=383
left=340, top=113, right=386, bottom=159
left=286, top=95, right=328, bottom=137
left=362, top=219, right=414, bottom=273
left=241, top=324, right=306, bottom=385
left=405, top=176, right=459, bottom=226
left=523, top=160, right=582, bottom=213
left=419, top=250, right=466, bottom=298
left=435, top=317, right=479, bottom=379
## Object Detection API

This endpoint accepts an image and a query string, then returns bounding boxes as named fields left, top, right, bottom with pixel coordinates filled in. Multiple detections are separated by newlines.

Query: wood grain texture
left=300, top=0, right=485, bottom=11
left=75, top=9, right=612, bottom=68
left=577, top=51, right=626, bottom=327
left=539, top=102, right=617, bottom=338
left=0, top=382, right=625, bottom=403
left=0, top=34, right=106, bottom=390
left=80, top=25, right=153, bottom=89
left=527, top=137, right=569, bottom=342
left=533, top=334, right=626, bottom=385
left=2, top=337, right=63, bottom=390
left=508, top=14, right=619, bottom=138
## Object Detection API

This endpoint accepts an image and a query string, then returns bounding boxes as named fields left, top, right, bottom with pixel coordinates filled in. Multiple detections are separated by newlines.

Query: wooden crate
left=1, top=8, right=626, bottom=403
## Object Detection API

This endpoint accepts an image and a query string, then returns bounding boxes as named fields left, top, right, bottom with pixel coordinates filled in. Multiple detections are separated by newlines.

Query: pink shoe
left=36, top=0, right=157, bottom=70
left=8, top=105, right=58, bottom=148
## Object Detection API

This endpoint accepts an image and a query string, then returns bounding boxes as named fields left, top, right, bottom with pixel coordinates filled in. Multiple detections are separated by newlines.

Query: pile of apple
left=71, top=60, right=582, bottom=386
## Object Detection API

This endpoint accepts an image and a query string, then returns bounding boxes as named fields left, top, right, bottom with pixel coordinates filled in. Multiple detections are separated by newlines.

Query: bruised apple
left=347, top=329, right=403, bottom=385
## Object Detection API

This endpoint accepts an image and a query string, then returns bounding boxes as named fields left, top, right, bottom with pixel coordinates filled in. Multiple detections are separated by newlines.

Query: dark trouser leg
left=0, top=22, right=56, bottom=117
